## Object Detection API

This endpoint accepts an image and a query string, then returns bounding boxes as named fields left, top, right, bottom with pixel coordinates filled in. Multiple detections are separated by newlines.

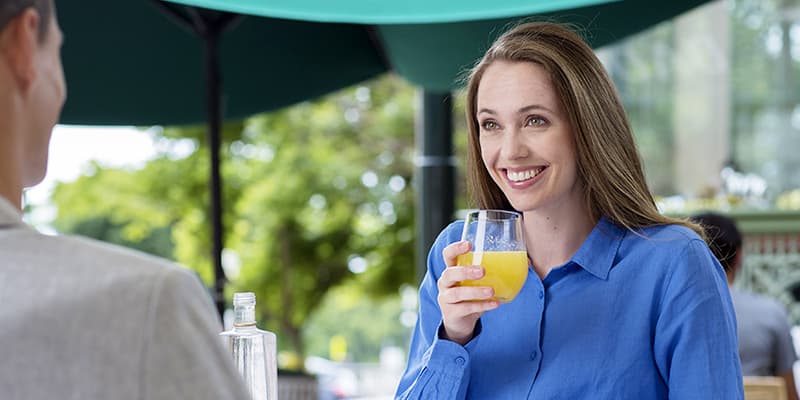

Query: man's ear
left=1, top=8, right=42, bottom=93
left=732, top=250, right=744, bottom=273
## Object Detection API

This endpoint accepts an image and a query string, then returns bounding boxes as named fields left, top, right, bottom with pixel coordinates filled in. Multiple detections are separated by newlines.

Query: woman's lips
left=503, top=166, right=547, bottom=189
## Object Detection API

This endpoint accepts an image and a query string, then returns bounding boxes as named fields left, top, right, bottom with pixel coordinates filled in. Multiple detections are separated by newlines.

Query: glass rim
left=465, top=209, right=521, bottom=220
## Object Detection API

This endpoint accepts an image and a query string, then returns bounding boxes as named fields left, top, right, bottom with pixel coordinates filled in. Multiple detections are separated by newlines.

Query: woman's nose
left=500, top=130, right=528, bottom=160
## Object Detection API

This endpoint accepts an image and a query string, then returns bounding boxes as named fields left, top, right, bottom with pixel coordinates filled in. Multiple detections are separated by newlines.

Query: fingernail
left=483, top=288, right=493, bottom=297
left=461, top=241, right=469, bottom=249
left=471, top=267, right=483, bottom=277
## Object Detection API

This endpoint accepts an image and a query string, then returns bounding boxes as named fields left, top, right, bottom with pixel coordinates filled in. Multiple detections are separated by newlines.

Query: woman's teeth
left=507, top=167, right=544, bottom=182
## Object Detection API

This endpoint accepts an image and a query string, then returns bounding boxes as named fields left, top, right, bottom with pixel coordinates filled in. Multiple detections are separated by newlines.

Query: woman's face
left=475, top=60, right=582, bottom=215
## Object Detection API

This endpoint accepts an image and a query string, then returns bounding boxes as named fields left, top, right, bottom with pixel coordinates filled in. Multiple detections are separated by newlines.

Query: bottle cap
left=233, top=292, right=256, bottom=327
left=233, top=292, right=256, bottom=307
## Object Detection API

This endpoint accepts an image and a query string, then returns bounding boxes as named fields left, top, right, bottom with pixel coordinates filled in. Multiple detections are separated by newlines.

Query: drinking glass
left=456, top=210, right=528, bottom=303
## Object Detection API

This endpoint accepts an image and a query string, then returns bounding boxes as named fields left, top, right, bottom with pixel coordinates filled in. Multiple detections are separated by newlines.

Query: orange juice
left=456, top=251, right=528, bottom=303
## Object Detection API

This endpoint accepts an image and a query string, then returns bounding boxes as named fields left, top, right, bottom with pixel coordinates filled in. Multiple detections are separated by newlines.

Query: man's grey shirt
left=732, top=287, right=798, bottom=376
left=0, top=198, right=249, bottom=399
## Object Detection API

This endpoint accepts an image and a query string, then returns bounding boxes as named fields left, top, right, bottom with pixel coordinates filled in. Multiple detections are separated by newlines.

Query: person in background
left=396, top=21, right=742, bottom=399
left=0, top=1, right=249, bottom=398
left=692, top=212, right=798, bottom=400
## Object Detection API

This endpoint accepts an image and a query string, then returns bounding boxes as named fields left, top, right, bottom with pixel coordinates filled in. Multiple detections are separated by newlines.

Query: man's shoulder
left=14, top=229, right=187, bottom=278
left=0, top=231, right=239, bottom=399
left=732, top=288, right=788, bottom=315
left=0, top=229, right=203, bottom=304
left=62, top=233, right=180, bottom=270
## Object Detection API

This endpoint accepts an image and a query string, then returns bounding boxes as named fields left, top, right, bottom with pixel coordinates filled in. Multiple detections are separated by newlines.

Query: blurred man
left=0, top=1, right=248, bottom=398
left=693, top=212, right=798, bottom=400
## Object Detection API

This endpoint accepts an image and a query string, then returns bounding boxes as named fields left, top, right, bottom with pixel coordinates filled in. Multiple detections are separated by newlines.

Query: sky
left=23, top=125, right=157, bottom=231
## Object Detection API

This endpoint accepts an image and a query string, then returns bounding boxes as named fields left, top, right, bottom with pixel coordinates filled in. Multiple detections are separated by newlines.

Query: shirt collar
left=570, top=216, right=626, bottom=280
left=0, top=197, right=25, bottom=230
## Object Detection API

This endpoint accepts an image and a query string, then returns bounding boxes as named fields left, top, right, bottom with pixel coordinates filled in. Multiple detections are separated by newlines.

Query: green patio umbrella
left=60, top=0, right=711, bottom=125
left=58, top=0, right=711, bottom=316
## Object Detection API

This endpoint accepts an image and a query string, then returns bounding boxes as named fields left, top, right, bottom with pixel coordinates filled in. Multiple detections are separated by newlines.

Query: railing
left=278, top=373, right=318, bottom=400
left=726, top=210, right=800, bottom=325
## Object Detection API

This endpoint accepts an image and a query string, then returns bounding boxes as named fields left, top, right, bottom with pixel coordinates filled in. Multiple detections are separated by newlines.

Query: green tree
left=50, top=75, right=419, bottom=363
left=302, top=284, right=414, bottom=362
left=225, top=77, right=417, bottom=356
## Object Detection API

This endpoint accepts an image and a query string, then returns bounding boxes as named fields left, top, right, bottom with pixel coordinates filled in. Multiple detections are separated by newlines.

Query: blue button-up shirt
left=396, top=217, right=743, bottom=399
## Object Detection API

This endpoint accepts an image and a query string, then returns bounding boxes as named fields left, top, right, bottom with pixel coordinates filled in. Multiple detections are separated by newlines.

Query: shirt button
left=455, top=356, right=466, bottom=366
left=538, top=291, right=544, bottom=299
left=530, top=351, right=538, bottom=360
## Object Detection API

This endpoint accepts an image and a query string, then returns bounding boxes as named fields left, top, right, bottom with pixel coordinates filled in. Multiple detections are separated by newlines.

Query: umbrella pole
left=415, top=90, right=455, bottom=282
left=152, top=2, right=241, bottom=320
left=197, top=10, right=244, bottom=320
left=204, top=24, right=226, bottom=320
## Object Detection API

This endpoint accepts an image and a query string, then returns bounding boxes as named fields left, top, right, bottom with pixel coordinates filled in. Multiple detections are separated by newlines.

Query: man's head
left=692, top=212, right=743, bottom=279
left=0, top=0, right=65, bottom=206
left=1, top=0, right=53, bottom=40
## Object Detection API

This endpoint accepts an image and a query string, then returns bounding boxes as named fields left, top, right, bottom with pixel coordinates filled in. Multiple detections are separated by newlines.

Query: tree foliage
left=51, top=75, right=419, bottom=362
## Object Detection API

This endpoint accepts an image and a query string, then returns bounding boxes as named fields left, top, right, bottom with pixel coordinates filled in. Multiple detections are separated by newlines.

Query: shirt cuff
left=425, top=328, right=471, bottom=375
left=436, top=319, right=483, bottom=347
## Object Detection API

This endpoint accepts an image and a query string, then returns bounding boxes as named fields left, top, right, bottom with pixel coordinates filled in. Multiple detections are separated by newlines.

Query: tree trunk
left=278, top=223, right=305, bottom=360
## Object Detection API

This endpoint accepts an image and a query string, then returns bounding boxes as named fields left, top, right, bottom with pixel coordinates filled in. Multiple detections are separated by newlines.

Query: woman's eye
left=481, top=120, right=498, bottom=130
left=526, top=116, right=547, bottom=127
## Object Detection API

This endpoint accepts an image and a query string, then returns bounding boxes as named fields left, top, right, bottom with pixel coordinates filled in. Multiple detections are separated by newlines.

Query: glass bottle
left=220, top=292, right=278, bottom=400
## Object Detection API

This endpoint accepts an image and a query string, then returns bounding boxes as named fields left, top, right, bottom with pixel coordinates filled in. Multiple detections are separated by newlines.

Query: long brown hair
left=464, top=21, right=702, bottom=236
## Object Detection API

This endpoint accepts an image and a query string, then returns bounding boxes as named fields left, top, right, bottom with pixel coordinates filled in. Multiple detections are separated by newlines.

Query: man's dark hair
left=691, top=212, right=743, bottom=272
left=0, top=0, right=53, bottom=40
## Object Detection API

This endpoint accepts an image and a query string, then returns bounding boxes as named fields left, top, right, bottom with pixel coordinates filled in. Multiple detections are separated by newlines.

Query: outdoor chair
left=743, top=376, right=788, bottom=400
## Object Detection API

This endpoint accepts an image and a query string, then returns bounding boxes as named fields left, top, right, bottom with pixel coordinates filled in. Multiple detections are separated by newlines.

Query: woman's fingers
left=439, top=298, right=499, bottom=344
left=437, top=240, right=498, bottom=345
left=439, top=285, right=494, bottom=304
left=443, top=301, right=500, bottom=323
left=458, top=300, right=500, bottom=315
left=437, top=265, right=483, bottom=290
left=442, top=241, right=471, bottom=267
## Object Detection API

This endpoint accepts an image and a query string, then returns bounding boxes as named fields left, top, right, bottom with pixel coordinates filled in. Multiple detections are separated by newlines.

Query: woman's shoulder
left=434, top=220, right=465, bottom=247
left=425, top=221, right=465, bottom=275
left=615, top=221, right=707, bottom=262
left=638, top=222, right=703, bottom=244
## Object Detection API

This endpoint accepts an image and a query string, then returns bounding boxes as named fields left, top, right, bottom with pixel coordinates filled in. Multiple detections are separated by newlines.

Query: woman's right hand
left=437, top=240, right=500, bottom=346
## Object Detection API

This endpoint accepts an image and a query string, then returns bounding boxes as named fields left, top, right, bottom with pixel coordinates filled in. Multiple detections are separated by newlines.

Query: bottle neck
left=234, top=306, right=256, bottom=327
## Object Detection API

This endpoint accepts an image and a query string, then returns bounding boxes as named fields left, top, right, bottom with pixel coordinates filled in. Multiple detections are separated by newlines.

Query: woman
left=396, top=22, right=743, bottom=399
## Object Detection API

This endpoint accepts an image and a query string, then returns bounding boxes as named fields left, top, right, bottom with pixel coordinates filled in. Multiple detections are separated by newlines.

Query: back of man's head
left=0, top=0, right=52, bottom=39
left=691, top=212, right=743, bottom=273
